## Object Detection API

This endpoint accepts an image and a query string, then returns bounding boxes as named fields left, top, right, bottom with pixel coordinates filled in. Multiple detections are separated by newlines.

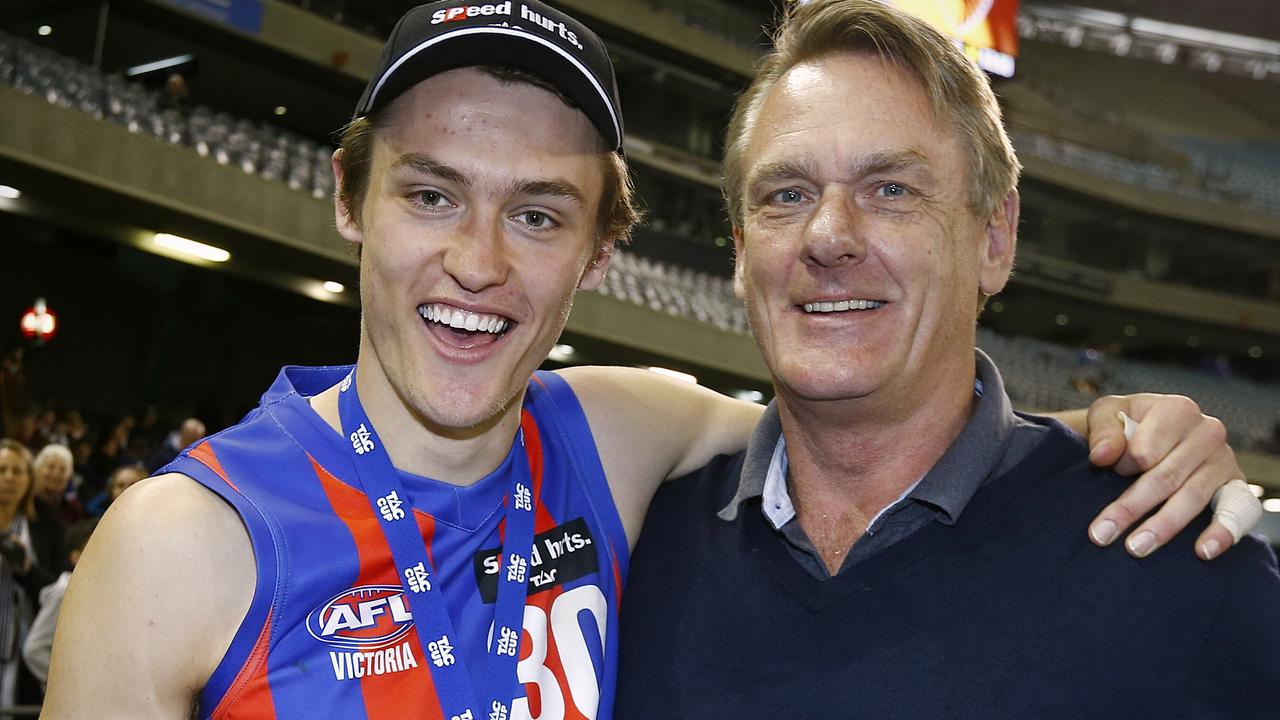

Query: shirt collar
left=717, top=348, right=1018, bottom=526
left=716, top=398, right=783, bottom=522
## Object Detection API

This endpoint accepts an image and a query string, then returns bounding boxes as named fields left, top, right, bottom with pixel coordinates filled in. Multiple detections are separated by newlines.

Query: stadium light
left=153, top=233, right=230, bottom=263
left=322, top=281, right=345, bottom=294
left=0, top=185, right=20, bottom=200
left=548, top=344, right=576, bottom=362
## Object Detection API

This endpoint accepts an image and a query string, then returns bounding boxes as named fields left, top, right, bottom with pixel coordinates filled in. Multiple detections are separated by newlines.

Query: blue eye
left=515, top=210, right=557, bottom=230
left=878, top=183, right=908, bottom=198
left=411, top=190, right=451, bottom=208
left=773, top=189, right=805, bottom=204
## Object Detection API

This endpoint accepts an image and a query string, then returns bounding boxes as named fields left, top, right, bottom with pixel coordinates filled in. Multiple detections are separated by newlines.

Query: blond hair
left=723, top=0, right=1020, bottom=227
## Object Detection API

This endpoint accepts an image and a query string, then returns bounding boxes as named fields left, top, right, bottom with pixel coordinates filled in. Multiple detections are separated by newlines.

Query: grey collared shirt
left=719, top=348, right=1050, bottom=579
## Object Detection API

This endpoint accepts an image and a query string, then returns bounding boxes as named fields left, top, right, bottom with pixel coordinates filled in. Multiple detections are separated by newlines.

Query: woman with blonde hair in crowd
left=0, top=439, right=41, bottom=706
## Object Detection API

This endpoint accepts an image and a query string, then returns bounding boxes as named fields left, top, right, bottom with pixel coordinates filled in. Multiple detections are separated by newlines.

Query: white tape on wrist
left=1212, top=479, right=1263, bottom=544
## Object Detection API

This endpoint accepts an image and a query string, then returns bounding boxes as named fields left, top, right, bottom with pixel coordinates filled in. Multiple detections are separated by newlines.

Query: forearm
left=1046, top=407, right=1088, bottom=435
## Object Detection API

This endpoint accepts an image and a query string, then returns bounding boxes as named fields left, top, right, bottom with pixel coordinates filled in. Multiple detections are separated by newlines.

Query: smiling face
left=335, top=67, right=610, bottom=432
left=734, top=52, right=1015, bottom=418
left=34, top=452, right=71, bottom=498
left=0, top=448, right=31, bottom=511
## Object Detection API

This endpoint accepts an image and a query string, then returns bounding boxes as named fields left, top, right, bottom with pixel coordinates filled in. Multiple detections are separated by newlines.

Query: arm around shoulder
left=556, top=366, right=764, bottom=546
left=40, top=473, right=256, bottom=720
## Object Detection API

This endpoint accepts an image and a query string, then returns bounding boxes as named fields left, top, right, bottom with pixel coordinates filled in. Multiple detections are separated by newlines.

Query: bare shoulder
left=41, top=473, right=256, bottom=719
left=555, top=366, right=764, bottom=548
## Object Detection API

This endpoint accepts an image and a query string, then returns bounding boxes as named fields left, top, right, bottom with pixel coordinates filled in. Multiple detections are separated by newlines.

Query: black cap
left=355, top=0, right=623, bottom=153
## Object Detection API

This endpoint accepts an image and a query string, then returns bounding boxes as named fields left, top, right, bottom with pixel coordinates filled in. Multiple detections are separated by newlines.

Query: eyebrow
left=506, top=179, right=585, bottom=207
left=390, top=153, right=470, bottom=186
left=747, top=148, right=934, bottom=191
left=390, top=153, right=585, bottom=207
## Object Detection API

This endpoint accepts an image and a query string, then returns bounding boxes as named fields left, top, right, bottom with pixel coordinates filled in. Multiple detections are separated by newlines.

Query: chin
left=417, top=383, right=523, bottom=432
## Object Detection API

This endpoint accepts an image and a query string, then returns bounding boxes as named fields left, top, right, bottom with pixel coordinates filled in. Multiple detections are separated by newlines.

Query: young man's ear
left=332, top=149, right=364, bottom=244
left=578, top=241, right=615, bottom=291
left=979, top=190, right=1019, bottom=296
left=732, top=225, right=747, bottom=300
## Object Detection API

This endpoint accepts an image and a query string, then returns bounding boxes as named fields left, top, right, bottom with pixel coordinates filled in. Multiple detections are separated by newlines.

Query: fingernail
left=1199, top=538, right=1221, bottom=561
left=1127, top=531, right=1156, bottom=558
left=1090, top=519, right=1117, bottom=546
left=1089, top=439, right=1110, bottom=461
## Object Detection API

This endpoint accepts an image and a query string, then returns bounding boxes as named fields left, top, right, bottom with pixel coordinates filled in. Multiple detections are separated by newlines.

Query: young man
left=42, top=2, right=1260, bottom=719
left=616, top=2, right=1280, bottom=715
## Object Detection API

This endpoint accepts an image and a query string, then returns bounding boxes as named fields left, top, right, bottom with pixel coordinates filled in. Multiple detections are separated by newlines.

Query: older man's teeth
left=418, top=304, right=509, bottom=334
left=803, top=299, right=885, bottom=313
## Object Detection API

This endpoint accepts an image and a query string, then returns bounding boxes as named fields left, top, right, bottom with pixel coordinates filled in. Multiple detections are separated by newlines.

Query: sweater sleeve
left=1182, top=539, right=1280, bottom=719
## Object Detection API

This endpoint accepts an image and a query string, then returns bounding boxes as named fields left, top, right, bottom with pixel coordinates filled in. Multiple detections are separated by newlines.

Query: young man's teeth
left=803, top=299, right=885, bottom=313
left=418, top=304, right=509, bottom=334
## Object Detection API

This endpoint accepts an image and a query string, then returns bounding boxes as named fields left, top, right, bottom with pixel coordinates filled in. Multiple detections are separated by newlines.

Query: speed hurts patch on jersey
left=472, top=517, right=599, bottom=602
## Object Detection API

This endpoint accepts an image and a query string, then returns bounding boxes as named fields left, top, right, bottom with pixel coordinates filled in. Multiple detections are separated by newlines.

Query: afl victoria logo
left=306, top=585, right=415, bottom=650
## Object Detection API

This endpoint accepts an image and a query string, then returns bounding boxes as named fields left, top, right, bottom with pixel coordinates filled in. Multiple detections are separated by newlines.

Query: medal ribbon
left=336, top=368, right=535, bottom=719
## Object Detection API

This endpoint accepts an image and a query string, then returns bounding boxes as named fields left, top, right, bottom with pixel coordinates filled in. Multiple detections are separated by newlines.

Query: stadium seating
left=2, top=29, right=1276, bottom=449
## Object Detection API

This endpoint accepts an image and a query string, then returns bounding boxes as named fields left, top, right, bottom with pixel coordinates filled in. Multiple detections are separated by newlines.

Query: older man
left=43, top=2, right=1260, bottom=718
left=617, top=1, right=1280, bottom=716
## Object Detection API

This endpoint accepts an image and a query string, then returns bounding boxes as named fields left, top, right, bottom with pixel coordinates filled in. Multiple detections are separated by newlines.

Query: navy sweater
left=616, top=421, right=1280, bottom=718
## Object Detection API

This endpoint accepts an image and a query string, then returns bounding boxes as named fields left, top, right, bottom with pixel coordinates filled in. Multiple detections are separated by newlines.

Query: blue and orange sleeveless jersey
left=162, top=366, right=629, bottom=720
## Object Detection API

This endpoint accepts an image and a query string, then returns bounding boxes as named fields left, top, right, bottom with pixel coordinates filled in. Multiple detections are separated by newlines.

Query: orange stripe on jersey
left=611, top=555, right=623, bottom=609
left=520, top=409, right=558, bottom=534
left=188, top=441, right=239, bottom=493
left=413, top=509, right=437, bottom=570
left=310, top=456, right=446, bottom=720
left=212, top=610, right=276, bottom=720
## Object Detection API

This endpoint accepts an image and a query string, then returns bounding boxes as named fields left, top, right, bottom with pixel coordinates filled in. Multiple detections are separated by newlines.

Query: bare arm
left=41, top=474, right=255, bottom=720
left=556, top=366, right=762, bottom=547
left=559, top=366, right=1254, bottom=558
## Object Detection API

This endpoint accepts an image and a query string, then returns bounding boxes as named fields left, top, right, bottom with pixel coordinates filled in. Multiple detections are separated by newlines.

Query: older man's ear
left=979, top=190, right=1019, bottom=296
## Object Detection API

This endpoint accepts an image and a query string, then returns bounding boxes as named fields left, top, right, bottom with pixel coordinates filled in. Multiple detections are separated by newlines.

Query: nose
left=441, top=213, right=511, bottom=293
left=803, top=189, right=866, bottom=269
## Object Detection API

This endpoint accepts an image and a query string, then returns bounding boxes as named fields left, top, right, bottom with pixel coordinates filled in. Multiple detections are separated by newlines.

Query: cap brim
left=356, top=26, right=622, bottom=152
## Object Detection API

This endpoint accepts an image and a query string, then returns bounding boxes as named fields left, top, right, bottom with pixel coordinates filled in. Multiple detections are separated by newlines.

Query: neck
left=778, top=357, right=976, bottom=572
left=310, top=366, right=523, bottom=487
left=0, top=503, right=18, bottom=528
left=37, top=490, right=61, bottom=506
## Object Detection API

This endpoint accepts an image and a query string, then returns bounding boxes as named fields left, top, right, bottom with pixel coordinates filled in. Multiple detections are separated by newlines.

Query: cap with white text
left=354, top=0, right=623, bottom=153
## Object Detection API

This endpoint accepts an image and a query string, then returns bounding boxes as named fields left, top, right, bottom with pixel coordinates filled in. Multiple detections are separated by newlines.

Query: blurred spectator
left=0, top=439, right=50, bottom=706
left=134, top=405, right=165, bottom=455
left=61, top=410, right=88, bottom=445
left=69, top=437, right=103, bottom=502
left=34, top=407, right=64, bottom=448
left=88, top=417, right=138, bottom=481
left=31, top=444, right=84, bottom=529
left=147, top=417, right=206, bottom=472
left=12, top=410, right=39, bottom=451
left=85, top=464, right=147, bottom=518
left=22, top=518, right=97, bottom=688
left=0, top=349, right=26, bottom=439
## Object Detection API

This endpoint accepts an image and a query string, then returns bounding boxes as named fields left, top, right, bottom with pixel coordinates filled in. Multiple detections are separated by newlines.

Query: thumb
left=1087, top=407, right=1131, bottom=468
